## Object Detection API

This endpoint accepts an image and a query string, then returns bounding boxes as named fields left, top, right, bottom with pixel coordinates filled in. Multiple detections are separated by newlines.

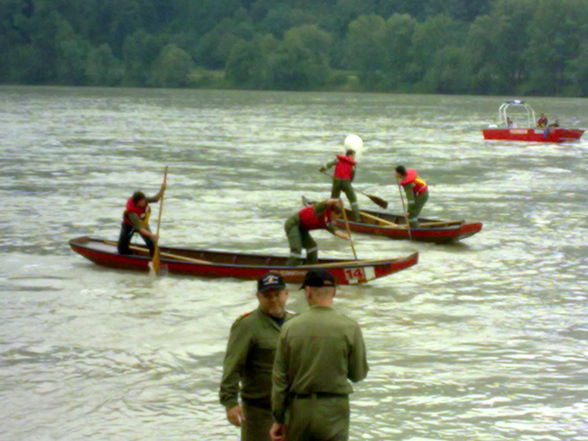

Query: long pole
left=397, top=183, right=413, bottom=241
left=150, top=166, right=168, bottom=274
left=340, top=200, right=358, bottom=260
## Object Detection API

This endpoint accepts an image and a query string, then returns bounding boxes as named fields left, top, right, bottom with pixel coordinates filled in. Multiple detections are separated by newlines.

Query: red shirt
left=123, top=198, right=150, bottom=226
left=333, top=155, right=356, bottom=180
left=400, top=169, right=428, bottom=195
left=299, top=204, right=334, bottom=231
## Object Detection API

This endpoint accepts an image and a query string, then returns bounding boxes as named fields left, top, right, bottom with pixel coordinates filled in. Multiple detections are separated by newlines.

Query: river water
left=1, top=86, right=587, bottom=441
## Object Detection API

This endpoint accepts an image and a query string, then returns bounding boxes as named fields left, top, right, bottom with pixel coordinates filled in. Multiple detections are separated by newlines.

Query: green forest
left=1, top=0, right=587, bottom=96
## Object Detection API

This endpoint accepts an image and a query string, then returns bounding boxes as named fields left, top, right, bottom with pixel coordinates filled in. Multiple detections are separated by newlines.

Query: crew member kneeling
left=118, top=184, right=165, bottom=256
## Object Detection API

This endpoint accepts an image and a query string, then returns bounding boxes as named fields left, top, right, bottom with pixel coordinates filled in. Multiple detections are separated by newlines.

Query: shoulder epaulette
left=234, top=311, right=253, bottom=323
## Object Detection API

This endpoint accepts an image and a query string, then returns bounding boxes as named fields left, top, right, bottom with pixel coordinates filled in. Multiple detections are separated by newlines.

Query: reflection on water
left=1, top=86, right=587, bottom=440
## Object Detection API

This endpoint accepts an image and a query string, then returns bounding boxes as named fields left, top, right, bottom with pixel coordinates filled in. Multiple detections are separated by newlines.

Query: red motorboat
left=337, top=209, right=482, bottom=243
left=482, top=100, right=584, bottom=143
left=69, top=236, right=418, bottom=285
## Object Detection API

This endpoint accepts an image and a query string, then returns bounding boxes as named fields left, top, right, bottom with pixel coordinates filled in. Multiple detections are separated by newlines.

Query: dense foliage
left=1, top=0, right=587, bottom=95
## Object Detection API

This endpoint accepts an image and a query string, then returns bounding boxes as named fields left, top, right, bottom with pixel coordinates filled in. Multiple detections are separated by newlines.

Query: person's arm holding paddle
left=127, top=213, right=159, bottom=242
left=316, top=199, right=351, bottom=241
left=132, top=181, right=167, bottom=241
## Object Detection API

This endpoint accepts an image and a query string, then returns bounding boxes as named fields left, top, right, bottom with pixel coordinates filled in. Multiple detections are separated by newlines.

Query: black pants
left=117, top=223, right=155, bottom=256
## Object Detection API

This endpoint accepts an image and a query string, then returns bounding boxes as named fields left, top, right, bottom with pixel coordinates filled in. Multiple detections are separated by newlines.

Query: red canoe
left=482, top=127, right=583, bottom=143
left=337, top=209, right=482, bottom=243
left=69, top=236, right=418, bottom=285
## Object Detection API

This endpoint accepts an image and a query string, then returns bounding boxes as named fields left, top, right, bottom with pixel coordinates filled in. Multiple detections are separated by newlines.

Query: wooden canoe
left=337, top=209, right=482, bottom=243
left=69, top=236, right=418, bottom=285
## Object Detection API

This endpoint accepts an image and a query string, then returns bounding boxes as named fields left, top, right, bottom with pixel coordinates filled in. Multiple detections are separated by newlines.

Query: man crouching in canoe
left=117, top=184, right=166, bottom=256
left=284, top=199, right=350, bottom=266
left=396, top=165, right=429, bottom=227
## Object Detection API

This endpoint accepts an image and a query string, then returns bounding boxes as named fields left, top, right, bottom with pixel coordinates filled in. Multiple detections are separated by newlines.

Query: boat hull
left=69, top=236, right=418, bottom=285
left=482, top=128, right=584, bottom=143
left=338, top=210, right=482, bottom=243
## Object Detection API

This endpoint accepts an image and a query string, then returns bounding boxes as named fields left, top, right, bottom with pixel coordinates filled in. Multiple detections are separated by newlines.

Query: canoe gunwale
left=69, top=236, right=417, bottom=270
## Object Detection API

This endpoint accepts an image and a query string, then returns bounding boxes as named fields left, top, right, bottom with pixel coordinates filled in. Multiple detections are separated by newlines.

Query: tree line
left=1, top=0, right=587, bottom=96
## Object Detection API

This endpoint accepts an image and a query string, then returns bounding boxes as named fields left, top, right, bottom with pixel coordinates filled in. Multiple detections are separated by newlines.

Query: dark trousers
left=117, top=223, right=155, bottom=256
left=241, top=403, right=273, bottom=441
left=286, top=395, right=350, bottom=441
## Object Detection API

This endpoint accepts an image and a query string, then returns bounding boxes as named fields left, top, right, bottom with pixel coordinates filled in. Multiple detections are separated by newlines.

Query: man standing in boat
left=396, top=165, right=429, bottom=228
left=220, top=273, right=294, bottom=441
left=320, top=148, right=360, bottom=221
left=117, top=184, right=165, bottom=256
left=284, top=199, right=350, bottom=266
left=270, top=270, right=368, bottom=441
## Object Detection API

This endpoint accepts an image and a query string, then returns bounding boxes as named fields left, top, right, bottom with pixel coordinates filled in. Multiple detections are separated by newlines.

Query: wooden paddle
left=357, top=190, right=388, bottom=209
left=149, top=166, right=168, bottom=275
left=339, top=200, right=358, bottom=260
left=360, top=211, right=463, bottom=229
left=359, top=211, right=402, bottom=228
left=320, top=170, right=388, bottom=209
left=105, top=241, right=211, bottom=265
left=397, top=183, right=413, bottom=240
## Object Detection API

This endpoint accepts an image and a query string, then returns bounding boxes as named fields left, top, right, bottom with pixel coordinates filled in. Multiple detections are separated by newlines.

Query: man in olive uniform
left=284, top=199, right=350, bottom=266
left=220, top=273, right=294, bottom=441
left=270, top=270, right=368, bottom=441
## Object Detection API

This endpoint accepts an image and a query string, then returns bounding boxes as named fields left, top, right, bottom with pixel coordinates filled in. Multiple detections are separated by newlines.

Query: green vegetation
left=1, top=0, right=587, bottom=96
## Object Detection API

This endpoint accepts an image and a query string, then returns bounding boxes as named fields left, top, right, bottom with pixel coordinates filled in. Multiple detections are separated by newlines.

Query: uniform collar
left=257, top=306, right=287, bottom=330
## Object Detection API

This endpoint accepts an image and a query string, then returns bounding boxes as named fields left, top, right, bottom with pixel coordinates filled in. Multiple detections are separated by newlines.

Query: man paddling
left=395, top=165, right=429, bottom=227
left=117, top=184, right=165, bottom=256
left=320, top=149, right=360, bottom=221
left=284, top=199, right=350, bottom=266
left=220, top=273, right=295, bottom=441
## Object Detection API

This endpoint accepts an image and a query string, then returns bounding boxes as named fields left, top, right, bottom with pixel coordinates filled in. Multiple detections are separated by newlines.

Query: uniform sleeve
left=219, top=319, right=252, bottom=409
left=272, top=329, right=289, bottom=424
left=348, top=324, right=369, bottom=383
left=146, top=196, right=158, bottom=203
left=324, top=159, right=337, bottom=170
left=128, top=213, right=143, bottom=230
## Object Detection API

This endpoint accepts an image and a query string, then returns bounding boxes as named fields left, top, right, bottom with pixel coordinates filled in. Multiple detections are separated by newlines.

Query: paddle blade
left=366, top=194, right=388, bottom=209
left=149, top=251, right=161, bottom=275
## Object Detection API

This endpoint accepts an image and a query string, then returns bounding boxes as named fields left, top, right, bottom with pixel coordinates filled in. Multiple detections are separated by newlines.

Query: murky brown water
left=1, top=86, right=587, bottom=440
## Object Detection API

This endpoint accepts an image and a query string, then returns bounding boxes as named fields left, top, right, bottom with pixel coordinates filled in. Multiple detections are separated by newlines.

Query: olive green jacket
left=272, top=305, right=369, bottom=423
left=220, top=307, right=295, bottom=409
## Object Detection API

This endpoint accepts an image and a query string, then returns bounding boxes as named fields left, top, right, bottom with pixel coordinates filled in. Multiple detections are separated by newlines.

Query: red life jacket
left=298, top=205, right=333, bottom=231
left=333, top=155, right=356, bottom=180
left=400, top=169, right=428, bottom=195
left=123, top=198, right=150, bottom=226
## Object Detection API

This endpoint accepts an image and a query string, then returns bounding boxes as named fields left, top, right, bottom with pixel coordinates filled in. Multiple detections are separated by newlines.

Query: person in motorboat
left=537, top=113, right=549, bottom=128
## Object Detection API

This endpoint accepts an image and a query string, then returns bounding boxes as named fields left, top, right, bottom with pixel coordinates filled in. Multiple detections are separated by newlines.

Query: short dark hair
left=346, top=149, right=355, bottom=156
left=395, top=165, right=406, bottom=176
left=132, top=191, right=147, bottom=204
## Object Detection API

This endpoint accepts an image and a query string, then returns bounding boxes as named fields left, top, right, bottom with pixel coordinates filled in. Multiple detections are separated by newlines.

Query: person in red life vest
left=536, top=113, right=548, bottom=128
left=395, top=165, right=429, bottom=228
left=284, top=199, right=350, bottom=266
left=320, top=149, right=360, bottom=221
left=117, top=184, right=165, bottom=256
